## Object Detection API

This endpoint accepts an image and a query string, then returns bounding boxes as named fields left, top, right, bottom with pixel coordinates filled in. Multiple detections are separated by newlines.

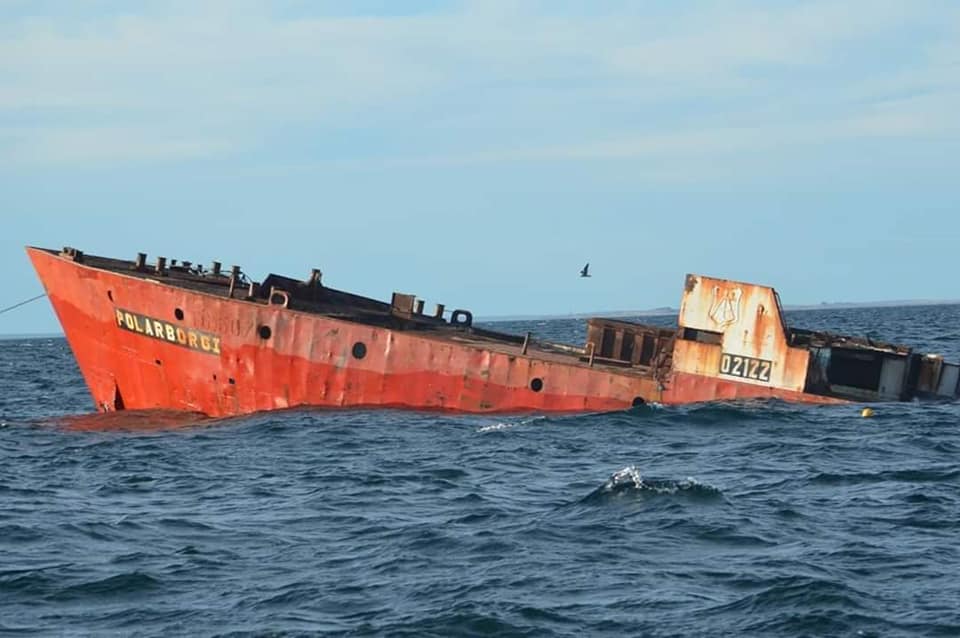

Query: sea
left=1, top=306, right=959, bottom=637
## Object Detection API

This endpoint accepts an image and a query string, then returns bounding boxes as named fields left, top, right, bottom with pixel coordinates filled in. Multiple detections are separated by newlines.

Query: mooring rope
left=0, top=293, right=47, bottom=316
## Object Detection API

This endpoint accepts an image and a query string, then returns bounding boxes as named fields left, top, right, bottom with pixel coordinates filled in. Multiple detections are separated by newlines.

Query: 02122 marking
left=719, top=353, right=771, bottom=382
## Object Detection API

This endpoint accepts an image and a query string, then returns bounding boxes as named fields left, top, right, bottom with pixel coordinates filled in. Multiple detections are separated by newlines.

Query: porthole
left=155, top=359, right=162, bottom=366
left=258, top=325, right=272, bottom=340
left=107, top=290, right=114, bottom=302
left=174, top=308, right=184, bottom=321
left=352, top=342, right=367, bottom=359
left=632, top=397, right=646, bottom=407
left=530, top=377, right=544, bottom=392
left=228, top=378, right=236, bottom=385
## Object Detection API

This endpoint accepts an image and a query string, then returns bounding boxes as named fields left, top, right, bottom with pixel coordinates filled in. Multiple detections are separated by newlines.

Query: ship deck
left=40, top=248, right=662, bottom=379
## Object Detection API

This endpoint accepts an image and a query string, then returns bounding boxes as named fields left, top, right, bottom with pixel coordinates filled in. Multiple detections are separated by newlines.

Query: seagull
left=580, top=262, right=591, bottom=278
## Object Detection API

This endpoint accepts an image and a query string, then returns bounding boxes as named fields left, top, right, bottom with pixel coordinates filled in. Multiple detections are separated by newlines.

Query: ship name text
left=114, top=308, right=221, bottom=355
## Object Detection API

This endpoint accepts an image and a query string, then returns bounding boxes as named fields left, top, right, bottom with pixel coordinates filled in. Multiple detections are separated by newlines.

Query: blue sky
left=1, top=0, right=958, bottom=335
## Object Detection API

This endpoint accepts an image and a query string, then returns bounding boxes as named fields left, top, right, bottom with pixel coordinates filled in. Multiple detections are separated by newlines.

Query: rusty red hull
left=28, top=247, right=850, bottom=419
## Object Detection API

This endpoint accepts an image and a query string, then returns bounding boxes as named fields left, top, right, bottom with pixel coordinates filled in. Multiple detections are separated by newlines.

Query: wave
left=476, top=416, right=546, bottom=433
left=699, top=575, right=878, bottom=634
left=0, top=565, right=70, bottom=597
left=664, top=399, right=837, bottom=425
left=48, top=571, right=162, bottom=601
left=579, top=465, right=723, bottom=504
left=0, top=523, right=44, bottom=543
left=811, top=466, right=960, bottom=485
left=371, top=609, right=544, bottom=638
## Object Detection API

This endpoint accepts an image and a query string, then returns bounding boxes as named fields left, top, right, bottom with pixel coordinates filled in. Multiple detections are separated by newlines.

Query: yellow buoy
left=861, top=407, right=875, bottom=418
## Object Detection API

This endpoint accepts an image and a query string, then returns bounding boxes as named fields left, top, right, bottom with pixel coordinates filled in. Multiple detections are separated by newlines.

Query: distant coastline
left=477, top=299, right=960, bottom=323
left=3, top=299, right=959, bottom=337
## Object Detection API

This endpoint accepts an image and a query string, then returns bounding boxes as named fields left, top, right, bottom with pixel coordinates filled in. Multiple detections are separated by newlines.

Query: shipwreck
left=27, top=246, right=960, bottom=418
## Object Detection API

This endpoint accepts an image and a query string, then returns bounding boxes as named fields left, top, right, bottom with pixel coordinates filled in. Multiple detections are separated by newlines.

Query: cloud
left=1, top=125, right=235, bottom=165
left=0, top=0, right=958, bottom=167
left=295, top=97, right=958, bottom=175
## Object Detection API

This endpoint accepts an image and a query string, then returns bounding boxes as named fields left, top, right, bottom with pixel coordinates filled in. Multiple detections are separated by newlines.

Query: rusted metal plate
left=28, top=248, right=671, bottom=418
left=675, top=274, right=810, bottom=393
left=663, top=371, right=848, bottom=405
left=915, top=355, right=943, bottom=395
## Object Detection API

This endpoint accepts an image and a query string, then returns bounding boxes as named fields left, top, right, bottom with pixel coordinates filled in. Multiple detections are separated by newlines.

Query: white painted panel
left=878, top=357, right=907, bottom=400
left=936, top=364, right=960, bottom=398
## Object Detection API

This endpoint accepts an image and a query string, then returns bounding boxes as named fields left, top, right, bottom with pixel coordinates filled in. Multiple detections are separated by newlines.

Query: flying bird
left=580, top=262, right=591, bottom=278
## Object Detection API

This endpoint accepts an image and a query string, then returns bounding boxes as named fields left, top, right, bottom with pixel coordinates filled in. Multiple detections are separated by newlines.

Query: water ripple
left=2, top=308, right=960, bottom=636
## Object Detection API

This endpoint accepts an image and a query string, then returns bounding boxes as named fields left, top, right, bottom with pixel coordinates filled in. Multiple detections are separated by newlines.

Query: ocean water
left=1, top=306, right=959, bottom=637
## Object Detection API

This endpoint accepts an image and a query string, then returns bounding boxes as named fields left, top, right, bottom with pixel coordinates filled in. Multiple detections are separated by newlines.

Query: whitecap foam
left=598, top=466, right=720, bottom=497
left=477, top=422, right=515, bottom=433
left=605, top=465, right=646, bottom=490
left=476, top=415, right=545, bottom=433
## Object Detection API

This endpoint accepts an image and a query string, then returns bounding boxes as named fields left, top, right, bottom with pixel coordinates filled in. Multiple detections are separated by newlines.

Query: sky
left=1, top=0, right=958, bottom=335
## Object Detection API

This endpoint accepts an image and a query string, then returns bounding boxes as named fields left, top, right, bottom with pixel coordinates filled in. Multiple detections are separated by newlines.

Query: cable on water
left=0, top=293, right=47, bottom=316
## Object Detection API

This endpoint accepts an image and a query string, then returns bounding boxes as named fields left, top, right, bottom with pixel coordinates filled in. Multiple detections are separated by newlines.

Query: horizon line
left=4, top=298, right=958, bottom=338
left=475, top=297, right=960, bottom=322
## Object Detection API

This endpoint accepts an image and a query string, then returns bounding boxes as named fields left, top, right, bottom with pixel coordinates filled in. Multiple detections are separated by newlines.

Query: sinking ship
left=27, top=246, right=959, bottom=418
